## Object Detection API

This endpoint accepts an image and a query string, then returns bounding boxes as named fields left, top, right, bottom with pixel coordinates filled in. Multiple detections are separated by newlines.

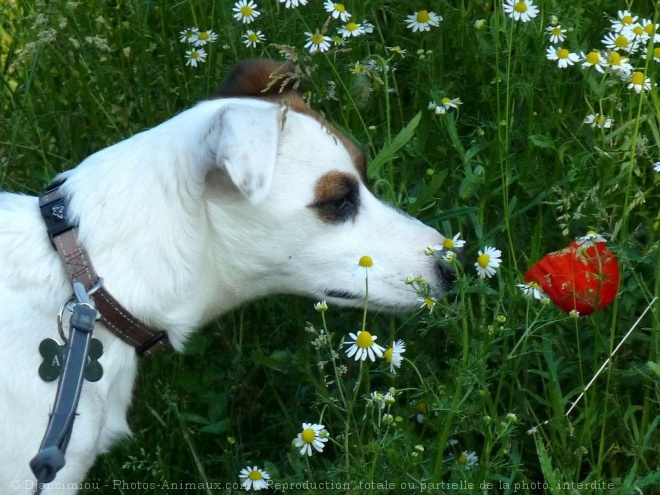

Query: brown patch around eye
left=310, top=171, right=360, bottom=224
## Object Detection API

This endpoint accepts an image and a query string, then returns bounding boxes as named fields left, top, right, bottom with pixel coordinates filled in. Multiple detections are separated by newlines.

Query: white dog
left=0, top=59, right=456, bottom=493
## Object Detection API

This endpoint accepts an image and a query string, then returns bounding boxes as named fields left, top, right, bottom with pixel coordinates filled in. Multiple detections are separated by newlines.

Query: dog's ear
left=213, top=104, right=280, bottom=204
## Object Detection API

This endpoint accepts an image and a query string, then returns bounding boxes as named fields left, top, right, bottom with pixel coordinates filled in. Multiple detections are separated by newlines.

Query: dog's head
left=201, top=59, right=458, bottom=312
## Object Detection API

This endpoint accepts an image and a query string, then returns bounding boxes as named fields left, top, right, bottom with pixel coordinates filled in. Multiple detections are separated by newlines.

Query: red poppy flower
left=524, top=240, right=619, bottom=315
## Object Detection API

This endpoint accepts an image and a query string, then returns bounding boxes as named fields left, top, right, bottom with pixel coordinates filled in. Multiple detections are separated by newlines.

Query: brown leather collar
left=40, top=179, right=168, bottom=356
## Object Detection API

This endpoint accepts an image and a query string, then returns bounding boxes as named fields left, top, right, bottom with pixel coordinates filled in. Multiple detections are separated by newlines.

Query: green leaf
left=459, top=168, right=484, bottom=200
left=408, top=169, right=448, bottom=216
left=199, top=419, right=231, bottom=435
left=367, top=111, right=422, bottom=178
left=528, top=134, right=556, bottom=150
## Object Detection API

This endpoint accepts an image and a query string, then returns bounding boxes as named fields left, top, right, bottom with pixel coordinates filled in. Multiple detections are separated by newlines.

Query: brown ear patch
left=215, top=59, right=368, bottom=182
left=310, top=171, right=360, bottom=224
left=216, top=59, right=298, bottom=99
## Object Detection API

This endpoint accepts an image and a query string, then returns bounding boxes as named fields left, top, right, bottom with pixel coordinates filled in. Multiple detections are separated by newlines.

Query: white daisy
left=606, top=51, right=633, bottom=77
left=546, top=46, right=580, bottom=68
left=194, top=30, right=217, bottom=46
left=405, top=10, right=442, bottom=32
left=457, top=450, right=479, bottom=469
left=239, top=466, right=270, bottom=491
left=339, top=21, right=365, bottom=38
left=362, top=20, right=375, bottom=33
left=580, top=50, right=608, bottom=73
left=351, top=61, right=365, bottom=74
left=324, top=1, right=351, bottom=22
left=418, top=296, right=437, bottom=313
left=432, top=232, right=466, bottom=251
left=344, top=330, right=385, bottom=362
left=242, top=29, right=265, bottom=48
left=314, top=300, right=328, bottom=312
left=434, top=105, right=447, bottom=115
left=304, top=31, right=331, bottom=53
left=583, top=113, right=613, bottom=129
left=610, top=10, right=637, bottom=33
left=546, top=25, right=566, bottom=44
left=628, top=71, right=653, bottom=94
left=475, top=246, right=502, bottom=279
left=576, top=231, right=607, bottom=246
left=503, top=0, right=539, bottom=23
left=440, top=97, right=462, bottom=110
left=179, top=26, right=199, bottom=44
left=387, top=46, right=406, bottom=57
left=233, top=0, right=261, bottom=24
left=330, top=34, right=345, bottom=46
left=640, top=19, right=660, bottom=43
left=517, top=281, right=546, bottom=300
left=369, top=391, right=386, bottom=409
left=279, top=0, right=308, bottom=7
left=625, top=23, right=650, bottom=44
left=642, top=46, right=660, bottom=63
left=654, top=161, right=660, bottom=173
left=602, top=31, right=638, bottom=54
left=293, top=423, right=328, bottom=456
left=185, top=47, right=207, bottom=67
left=384, top=340, right=405, bottom=373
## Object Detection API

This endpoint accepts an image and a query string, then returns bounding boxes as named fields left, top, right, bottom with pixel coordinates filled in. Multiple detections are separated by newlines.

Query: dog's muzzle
left=433, top=248, right=466, bottom=287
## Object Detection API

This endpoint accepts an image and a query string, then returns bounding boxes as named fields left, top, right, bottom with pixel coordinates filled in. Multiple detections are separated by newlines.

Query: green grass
left=2, top=0, right=659, bottom=493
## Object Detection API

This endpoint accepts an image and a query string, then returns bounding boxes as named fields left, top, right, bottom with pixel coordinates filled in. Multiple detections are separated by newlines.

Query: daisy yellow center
left=248, top=33, right=259, bottom=42
left=513, top=2, right=528, bottom=13
left=654, top=47, right=660, bottom=58
left=311, top=33, right=325, bottom=44
left=557, top=48, right=570, bottom=59
left=415, top=401, right=427, bottom=413
left=477, top=253, right=490, bottom=268
left=359, top=255, right=373, bottom=267
left=631, top=71, right=645, bottom=85
left=441, top=97, right=451, bottom=105
left=632, top=25, right=644, bottom=36
left=621, top=15, right=633, bottom=25
left=614, top=35, right=629, bottom=48
left=528, top=281, right=541, bottom=290
left=301, top=428, right=316, bottom=444
left=248, top=470, right=263, bottom=481
left=198, top=32, right=209, bottom=40
left=241, top=6, right=254, bottom=16
left=551, top=27, right=562, bottom=36
left=645, top=24, right=656, bottom=35
left=190, top=51, right=200, bottom=59
left=354, top=64, right=363, bottom=73
left=458, top=453, right=468, bottom=463
left=442, top=237, right=454, bottom=249
left=346, top=22, right=359, bottom=32
left=416, top=10, right=430, bottom=23
left=608, top=52, right=623, bottom=65
left=585, top=51, right=600, bottom=64
left=334, top=3, right=346, bottom=12
left=424, top=297, right=435, bottom=308
left=384, top=347, right=393, bottom=362
left=356, top=331, right=374, bottom=348
left=594, top=115, right=606, bottom=125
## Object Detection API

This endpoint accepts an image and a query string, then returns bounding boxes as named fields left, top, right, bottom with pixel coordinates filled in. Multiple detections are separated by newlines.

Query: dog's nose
left=433, top=248, right=466, bottom=286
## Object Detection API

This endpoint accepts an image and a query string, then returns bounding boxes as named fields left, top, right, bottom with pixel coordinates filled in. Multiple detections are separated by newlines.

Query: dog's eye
left=313, top=189, right=359, bottom=223
left=310, top=172, right=361, bottom=224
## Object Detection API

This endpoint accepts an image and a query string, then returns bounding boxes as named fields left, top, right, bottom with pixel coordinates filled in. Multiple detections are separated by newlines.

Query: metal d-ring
left=56, top=296, right=76, bottom=343
left=56, top=278, right=104, bottom=343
